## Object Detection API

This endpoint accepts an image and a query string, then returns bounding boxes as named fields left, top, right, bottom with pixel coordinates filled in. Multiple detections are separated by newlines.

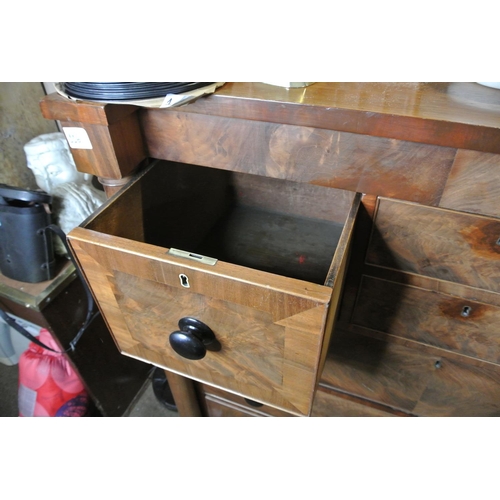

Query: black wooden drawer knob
left=169, top=317, right=221, bottom=360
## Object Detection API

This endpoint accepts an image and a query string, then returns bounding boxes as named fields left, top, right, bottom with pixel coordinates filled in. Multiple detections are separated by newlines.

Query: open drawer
left=68, top=160, right=361, bottom=416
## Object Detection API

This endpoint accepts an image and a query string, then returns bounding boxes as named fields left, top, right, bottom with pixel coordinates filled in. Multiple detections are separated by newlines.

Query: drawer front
left=204, top=399, right=259, bottom=417
left=322, top=329, right=500, bottom=416
left=311, top=388, right=403, bottom=417
left=201, top=385, right=294, bottom=417
left=69, top=232, right=333, bottom=416
left=367, top=198, right=500, bottom=292
left=352, top=276, right=500, bottom=365
left=203, top=383, right=404, bottom=417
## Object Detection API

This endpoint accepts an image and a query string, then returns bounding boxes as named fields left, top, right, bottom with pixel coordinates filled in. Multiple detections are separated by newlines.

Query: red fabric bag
left=18, top=328, right=89, bottom=417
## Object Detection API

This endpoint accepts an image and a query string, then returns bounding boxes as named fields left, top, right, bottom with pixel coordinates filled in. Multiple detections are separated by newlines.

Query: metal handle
left=169, top=317, right=221, bottom=360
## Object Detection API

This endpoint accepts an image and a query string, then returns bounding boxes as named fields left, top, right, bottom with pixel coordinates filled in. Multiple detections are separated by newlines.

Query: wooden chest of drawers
left=68, top=160, right=360, bottom=416
left=39, top=83, right=500, bottom=417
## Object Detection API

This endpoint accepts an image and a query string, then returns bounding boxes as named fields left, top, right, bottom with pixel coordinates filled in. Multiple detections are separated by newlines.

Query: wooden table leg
left=165, top=371, right=203, bottom=417
left=98, top=176, right=134, bottom=197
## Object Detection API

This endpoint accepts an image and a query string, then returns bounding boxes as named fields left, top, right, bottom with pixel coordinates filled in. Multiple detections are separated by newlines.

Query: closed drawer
left=201, top=385, right=293, bottom=417
left=202, top=384, right=402, bottom=417
left=322, top=329, right=500, bottom=416
left=204, top=399, right=261, bottom=417
left=352, top=276, right=500, bottom=365
left=311, top=388, right=405, bottom=417
left=69, top=160, right=360, bottom=416
left=366, top=198, right=500, bottom=292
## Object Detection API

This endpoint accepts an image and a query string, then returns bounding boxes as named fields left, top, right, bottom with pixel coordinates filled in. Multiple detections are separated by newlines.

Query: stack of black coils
left=62, top=82, right=216, bottom=101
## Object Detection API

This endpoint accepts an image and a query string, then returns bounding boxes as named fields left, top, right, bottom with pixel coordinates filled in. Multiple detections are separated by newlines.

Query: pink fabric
left=18, top=329, right=89, bottom=417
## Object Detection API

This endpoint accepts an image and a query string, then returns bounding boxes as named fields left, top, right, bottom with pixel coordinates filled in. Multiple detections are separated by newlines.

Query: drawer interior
left=87, top=160, right=356, bottom=285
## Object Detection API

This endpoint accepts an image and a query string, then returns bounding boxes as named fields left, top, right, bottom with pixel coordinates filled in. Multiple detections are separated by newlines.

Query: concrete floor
left=127, top=374, right=179, bottom=417
left=0, top=361, right=178, bottom=417
left=0, top=362, right=19, bottom=417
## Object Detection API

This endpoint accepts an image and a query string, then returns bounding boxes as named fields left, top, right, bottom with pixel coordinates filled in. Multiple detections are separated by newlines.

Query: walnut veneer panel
left=40, top=92, right=139, bottom=126
left=41, top=83, right=500, bottom=165
left=367, top=198, right=500, bottom=292
left=69, top=231, right=335, bottom=416
left=311, top=388, right=403, bottom=417
left=202, top=381, right=404, bottom=417
left=361, top=263, right=500, bottom=308
left=204, top=399, right=261, bottom=417
left=40, top=94, right=148, bottom=180
left=173, top=83, right=500, bottom=154
left=353, top=276, right=500, bottom=365
left=58, top=115, right=147, bottom=178
left=203, top=384, right=404, bottom=417
left=201, top=385, right=293, bottom=417
left=440, top=149, right=500, bottom=219
left=140, top=111, right=455, bottom=205
left=321, top=329, right=500, bottom=416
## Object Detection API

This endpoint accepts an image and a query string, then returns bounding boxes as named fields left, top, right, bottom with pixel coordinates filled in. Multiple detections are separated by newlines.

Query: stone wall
left=0, top=82, right=58, bottom=189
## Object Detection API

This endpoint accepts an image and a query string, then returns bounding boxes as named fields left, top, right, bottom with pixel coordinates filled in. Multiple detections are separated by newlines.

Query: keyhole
left=461, top=306, right=472, bottom=317
left=435, top=360, right=442, bottom=369
left=179, top=274, right=190, bottom=288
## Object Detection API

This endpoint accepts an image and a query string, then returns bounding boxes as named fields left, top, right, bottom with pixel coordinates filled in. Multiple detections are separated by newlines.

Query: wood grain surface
left=311, top=387, right=406, bottom=417
left=141, top=111, right=455, bottom=205
left=42, top=83, right=500, bottom=156
left=352, top=276, right=500, bottom=365
left=56, top=116, right=146, bottom=179
left=69, top=232, right=333, bottom=416
left=440, top=149, right=500, bottom=219
left=167, top=82, right=500, bottom=154
left=200, top=385, right=294, bottom=417
left=40, top=92, right=139, bottom=126
left=321, top=328, right=500, bottom=416
left=367, top=198, right=500, bottom=292
left=40, top=84, right=500, bottom=417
